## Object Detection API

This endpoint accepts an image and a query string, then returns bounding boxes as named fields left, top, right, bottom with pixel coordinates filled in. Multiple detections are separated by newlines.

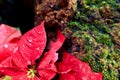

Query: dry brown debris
left=111, top=23, right=120, bottom=47
left=71, top=37, right=86, bottom=59
left=34, top=0, right=76, bottom=28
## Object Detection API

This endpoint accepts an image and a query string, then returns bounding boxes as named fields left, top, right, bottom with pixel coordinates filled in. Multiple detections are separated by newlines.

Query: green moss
left=96, top=33, right=112, bottom=46
left=83, top=0, right=117, bottom=8
left=67, top=0, right=120, bottom=79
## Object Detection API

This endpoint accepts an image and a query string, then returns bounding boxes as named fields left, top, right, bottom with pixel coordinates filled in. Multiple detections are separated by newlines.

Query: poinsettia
left=0, top=21, right=65, bottom=80
left=0, top=24, right=21, bottom=62
left=0, top=24, right=21, bottom=76
left=56, top=52, right=103, bottom=80
left=0, top=24, right=21, bottom=45
left=0, top=22, right=103, bottom=80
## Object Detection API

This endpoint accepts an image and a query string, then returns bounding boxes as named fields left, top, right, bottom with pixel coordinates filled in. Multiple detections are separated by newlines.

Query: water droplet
left=22, top=45, right=25, bottom=48
left=28, top=43, right=32, bottom=46
left=28, top=39, right=32, bottom=43
left=27, top=37, right=33, bottom=43
left=37, top=31, right=41, bottom=34
left=18, top=59, right=21, bottom=62
left=13, top=47, right=18, bottom=53
left=4, top=44, right=8, bottom=48
left=36, top=47, right=40, bottom=51
left=91, top=76, right=94, bottom=79
left=1, top=70, right=4, bottom=72
left=4, top=66, right=8, bottom=68
left=19, top=77, right=22, bottom=80
left=27, top=61, right=31, bottom=65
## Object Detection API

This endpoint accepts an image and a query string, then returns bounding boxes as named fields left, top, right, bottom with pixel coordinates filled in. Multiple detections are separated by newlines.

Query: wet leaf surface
left=57, top=52, right=102, bottom=80
left=0, top=24, right=21, bottom=45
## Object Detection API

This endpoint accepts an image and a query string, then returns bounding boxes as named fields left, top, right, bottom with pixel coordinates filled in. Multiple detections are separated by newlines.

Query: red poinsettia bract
left=0, top=21, right=65, bottom=80
left=0, top=24, right=21, bottom=45
left=0, top=24, right=21, bottom=76
left=57, top=52, right=102, bottom=80
left=0, top=24, right=21, bottom=62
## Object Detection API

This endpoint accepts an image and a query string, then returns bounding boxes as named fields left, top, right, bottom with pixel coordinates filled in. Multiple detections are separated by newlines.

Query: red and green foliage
left=0, top=22, right=102, bottom=80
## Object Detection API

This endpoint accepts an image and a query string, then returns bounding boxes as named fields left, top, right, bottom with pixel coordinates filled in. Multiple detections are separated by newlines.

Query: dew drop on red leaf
left=37, top=30, right=65, bottom=80
left=57, top=52, right=103, bottom=80
left=18, top=21, right=47, bottom=62
left=0, top=43, right=18, bottom=63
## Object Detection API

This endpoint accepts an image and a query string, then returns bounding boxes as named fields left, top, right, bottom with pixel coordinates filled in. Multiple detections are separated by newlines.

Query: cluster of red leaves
left=0, top=22, right=102, bottom=80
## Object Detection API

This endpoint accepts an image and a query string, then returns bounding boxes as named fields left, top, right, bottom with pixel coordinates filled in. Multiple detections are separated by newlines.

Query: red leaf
left=38, top=69, right=56, bottom=80
left=12, top=52, right=28, bottom=68
left=37, top=52, right=58, bottom=79
left=59, top=72, right=76, bottom=80
left=49, top=30, right=66, bottom=52
left=12, top=74, right=42, bottom=80
left=0, top=22, right=47, bottom=77
left=38, top=30, right=65, bottom=68
left=57, top=52, right=103, bottom=80
left=0, top=24, right=21, bottom=45
left=0, top=67, right=26, bottom=76
left=56, top=62, right=71, bottom=74
left=38, top=52, right=58, bottom=70
left=0, top=43, right=27, bottom=69
left=0, top=22, right=66, bottom=80
left=11, top=73, right=29, bottom=80
left=0, top=46, right=28, bottom=76
left=18, top=21, right=47, bottom=63
left=0, top=54, right=27, bottom=75
left=38, top=31, right=65, bottom=80
left=0, top=24, right=21, bottom=67
left=37, top=30, right=65, bottom=79
left=0, top=43, right=18, bottom=63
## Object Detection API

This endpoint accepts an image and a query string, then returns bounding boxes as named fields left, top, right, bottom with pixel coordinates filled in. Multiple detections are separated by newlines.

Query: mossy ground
left=66, top=0, right=120, bottom=80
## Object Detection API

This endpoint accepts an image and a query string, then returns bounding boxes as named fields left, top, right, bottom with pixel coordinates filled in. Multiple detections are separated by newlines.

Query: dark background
left=0, top=0, right=35, bottom=34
